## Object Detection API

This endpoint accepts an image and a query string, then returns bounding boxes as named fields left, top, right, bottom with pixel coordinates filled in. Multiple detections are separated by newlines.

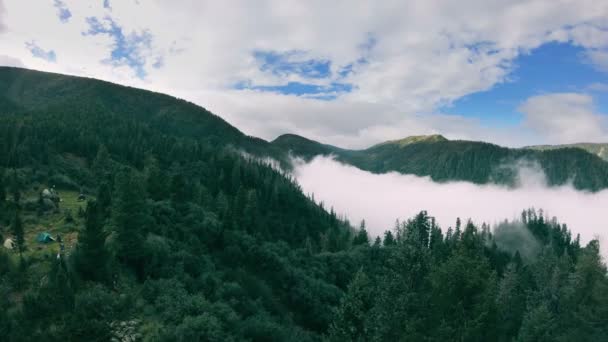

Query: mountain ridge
left=2, top=66, right=607, bottom=191
left=271, top=132, right=608, bottom=191
left=525, top=142, right=608, bottom=161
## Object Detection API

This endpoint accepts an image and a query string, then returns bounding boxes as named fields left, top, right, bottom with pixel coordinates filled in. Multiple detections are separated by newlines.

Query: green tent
left=36, top=232, right=54, bottom=243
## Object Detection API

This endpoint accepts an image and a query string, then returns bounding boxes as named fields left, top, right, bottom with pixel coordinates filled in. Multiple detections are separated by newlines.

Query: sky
left=0, top=0, right=607, bottom=148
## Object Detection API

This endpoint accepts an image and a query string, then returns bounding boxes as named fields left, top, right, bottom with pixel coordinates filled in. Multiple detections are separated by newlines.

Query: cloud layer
left=294, top=156, right=608, bottom=258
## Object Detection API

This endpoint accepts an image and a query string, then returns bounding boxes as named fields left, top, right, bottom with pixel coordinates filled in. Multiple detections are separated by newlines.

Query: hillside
left=1, top=67, right=607, bottom=341
left=526, top=143, right=608, bottom=161
left=0, top=67, right=284, bottom=163
left=0, top=67, right=356, bottom=340
left=272, top=134, right=608, bottom=191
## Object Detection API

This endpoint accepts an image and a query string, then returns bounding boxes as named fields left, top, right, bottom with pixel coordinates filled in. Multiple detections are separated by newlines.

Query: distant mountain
left=526, top=143, right=608, bottom=161
left=272, top=133, right=608, bottom=191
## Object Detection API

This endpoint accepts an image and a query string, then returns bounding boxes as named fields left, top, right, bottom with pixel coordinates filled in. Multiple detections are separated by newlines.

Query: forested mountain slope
left=0, top=67, right=356, bottom=340
left=526, top=143, right=608, bottom=161
left=0, top=67, right=607, bottom=341
left=0, top=67, right=282, bottom=163
left=272, top=133, right=608, bottom=191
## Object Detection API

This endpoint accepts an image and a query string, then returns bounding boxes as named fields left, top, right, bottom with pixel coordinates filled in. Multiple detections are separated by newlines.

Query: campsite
left=3, top=188, right=86, bottom=272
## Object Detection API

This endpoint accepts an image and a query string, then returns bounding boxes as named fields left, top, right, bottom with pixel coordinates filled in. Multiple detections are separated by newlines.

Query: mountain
left=0, top=66, right=284, bottom=164
left=1, top=67, right=607, bottom=341
left=272, top=133, right=608, bottom=191
left=526, top=143, right=608, bottom=161
left=0, top=67, right=356, bottom=339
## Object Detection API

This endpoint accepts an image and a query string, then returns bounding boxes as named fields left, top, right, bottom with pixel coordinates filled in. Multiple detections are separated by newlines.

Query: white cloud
left=294, top=156, right=608, bottom=258
left=0, top=0, right=6, bottom=33
left=0, top=0, right=607, bottom=147
left=0, top=54, right=23, bottom=67
left=588, top=82, right=608, bottom=92
left=519, top=93, right=608, bottom=144
left=584, top=49, right=608, bottom=73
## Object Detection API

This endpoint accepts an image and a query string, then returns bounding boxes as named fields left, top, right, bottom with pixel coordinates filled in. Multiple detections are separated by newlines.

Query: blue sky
left=83, top=16, right=156, bottom=79
left=52, top=0, right=71, bottom=23
left=446, top=42, right=608, bottom=127
left=1, top=0, right=607, bottom=147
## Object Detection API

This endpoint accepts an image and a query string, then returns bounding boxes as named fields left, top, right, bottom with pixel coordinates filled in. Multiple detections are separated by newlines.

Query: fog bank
left=293, top=156, right=608, bottom=258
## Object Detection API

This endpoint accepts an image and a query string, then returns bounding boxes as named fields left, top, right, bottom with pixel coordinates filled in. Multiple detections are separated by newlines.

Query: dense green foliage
left=0, top=67, right=354, bottom=340
left=0, top=68, right=607, bottom=341
left=327, top=211, right=608, bottom=341
left=527, top=143, right=608, bottom=161
left=272, top=134, right=608, bottom=191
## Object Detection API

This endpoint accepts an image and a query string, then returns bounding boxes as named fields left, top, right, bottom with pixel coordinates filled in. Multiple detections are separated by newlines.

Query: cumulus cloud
left=0, top=54, right=23, bottom=67
left=294, top=156, right=608, bottom=258
left=0, top=0, right=6, bottom=33
left=519, top=93, right=608, bottom=144
left=0, top=0, right=607, bottom=147
left=584, top=49, right=608, bottom=73
left=180, top=88, right=536, bottom=149
left=0, top=0, right=608, bottom=147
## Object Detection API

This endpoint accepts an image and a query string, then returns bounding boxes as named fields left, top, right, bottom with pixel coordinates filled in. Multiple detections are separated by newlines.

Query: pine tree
left=97, top=180, right=112, bottom=218
left=496, top=263, right=525, bottom=339
left=405, top=211, right=430, bottom=248
left=92, top=145, right=112, bottom=178
left=47, top=258, right=75, bottom=312
left=144, top=155, right=168, bottom=201
left=11, top=209, right=25, bottom=255
left=0, top=168, right=6, bottom=204
left=383, top=231, right=395, bottom=246
left=517, top=303, right=555, bottom=342
left=353, top=220, right=370, bottom=246
left=76, top=200, right=108, bottom=282
left=429, top=224, right=444, bottom=252
left=454, top=217, right=462, bottom=242
left=328, top=270, right=373, bottom=341
left=243, top=190, right=259, bottom=233
left=170, top=173, right=189, bottom=206
left=112, top=170, right=149, bottom=277
left=9, top=170, right=20, bottom=205
left=373, top=236, right=382, bottom=247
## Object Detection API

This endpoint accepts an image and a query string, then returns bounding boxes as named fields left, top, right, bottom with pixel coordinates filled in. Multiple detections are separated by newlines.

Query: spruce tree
left=353, top=220, right=370, bottom=246
left=144, top=155, right=167, bottom=201
left=92, top=145, right=112, bottom=178
left=76, top=200, right=108, bottom=282
left=0, top=168, right=6, bottom=204
left=112, top=170, right=148, bottom=277
left=383, top=231, right=395, bottom=246
left=328, top=269, right=373, bottom=341
left=11, top=209, right=25, bottom=255
left=97, top=180, right=112, bottom=217
left=9, top=170, right=20, bottom=205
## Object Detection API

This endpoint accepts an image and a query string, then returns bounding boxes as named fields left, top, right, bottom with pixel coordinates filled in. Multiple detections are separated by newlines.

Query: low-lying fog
left=293, top=156, right=608, bottom=258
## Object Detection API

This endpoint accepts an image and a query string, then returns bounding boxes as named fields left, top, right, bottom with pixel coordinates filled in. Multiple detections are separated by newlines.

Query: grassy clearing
left=14, top=189, right=94, bottom=262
